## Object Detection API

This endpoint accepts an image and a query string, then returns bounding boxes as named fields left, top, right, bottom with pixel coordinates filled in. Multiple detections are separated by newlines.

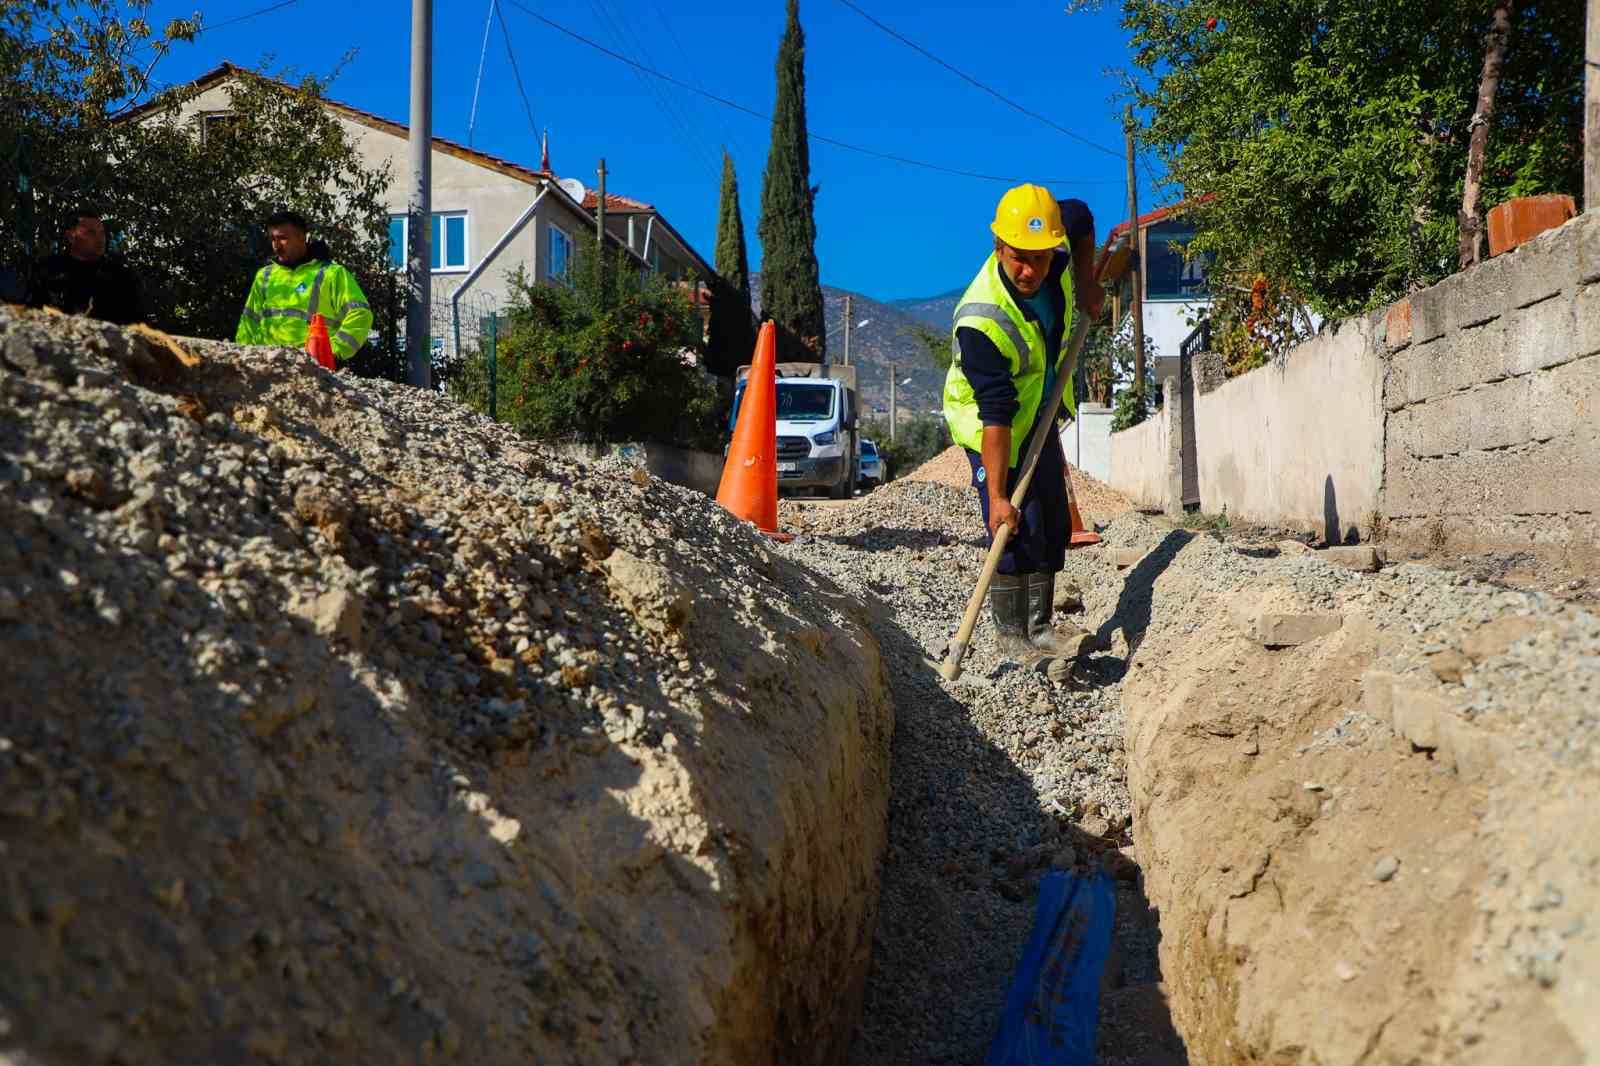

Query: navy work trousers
left=964, top=425, right=1068, bottom=576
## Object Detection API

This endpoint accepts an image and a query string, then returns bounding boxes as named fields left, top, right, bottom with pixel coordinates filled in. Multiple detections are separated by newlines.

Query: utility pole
left=889, top=361, right=897, bottom=443
left=595, top=158, right=607, bottom=294
left=842, top=294, right=853, bottom=366
left=1588, top=0, right=1599, bottom=211
left=405, top=0, right=433, bottom=390
left=1124, top=105, right=1146, bottom=406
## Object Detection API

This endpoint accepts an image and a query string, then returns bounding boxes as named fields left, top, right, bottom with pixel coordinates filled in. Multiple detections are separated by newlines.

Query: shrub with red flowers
left=449, top=236, right=724, bottom=449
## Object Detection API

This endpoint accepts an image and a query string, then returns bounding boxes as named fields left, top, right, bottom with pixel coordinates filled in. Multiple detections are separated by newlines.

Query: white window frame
left=548, top=223, right=575, bottom=287
left=385, top=211, right=470, bottom=274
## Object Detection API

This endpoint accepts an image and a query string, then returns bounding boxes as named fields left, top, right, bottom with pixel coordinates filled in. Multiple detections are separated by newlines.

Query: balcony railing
left=1179, top=320, right=1212, bottom=360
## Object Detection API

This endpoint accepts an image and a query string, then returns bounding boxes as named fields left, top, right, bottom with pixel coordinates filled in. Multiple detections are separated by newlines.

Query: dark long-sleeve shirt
left=956, top=199, right=1092, bottom=428
left=26, top=254, right=145, bottom=325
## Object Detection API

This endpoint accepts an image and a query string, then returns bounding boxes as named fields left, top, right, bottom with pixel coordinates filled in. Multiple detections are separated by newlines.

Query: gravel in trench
left=777, top=479, right=1168, bottom=1065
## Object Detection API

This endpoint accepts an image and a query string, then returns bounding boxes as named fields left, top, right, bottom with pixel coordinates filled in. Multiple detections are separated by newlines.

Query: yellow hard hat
left=990, top=184, right=1065, bottom=251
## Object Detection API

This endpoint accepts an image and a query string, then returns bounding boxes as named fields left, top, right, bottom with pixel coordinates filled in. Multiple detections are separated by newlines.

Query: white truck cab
left=731, top=362, right=860, bottom=499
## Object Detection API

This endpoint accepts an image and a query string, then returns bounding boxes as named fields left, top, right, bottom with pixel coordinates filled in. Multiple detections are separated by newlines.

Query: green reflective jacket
left=942, top=253, right=1075, bottom=466
left=235, top=258, right=372, bottom=361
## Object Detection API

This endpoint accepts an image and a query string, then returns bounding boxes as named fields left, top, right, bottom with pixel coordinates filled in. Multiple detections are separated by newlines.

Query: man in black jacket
left=26, top=208, right=145, bottom=325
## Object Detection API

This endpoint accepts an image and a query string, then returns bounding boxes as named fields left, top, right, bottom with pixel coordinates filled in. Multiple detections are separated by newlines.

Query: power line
left=493, top=0, right=541, bottom=149
left=467, top=0, right=497, bottom=146
left=587, top=0, right=719, bottom=178
left=504, top=1, right=1121, bottom=187
left=194, top=0, right=304, bottom=37
left=833, top=0, right=1122, bottom=160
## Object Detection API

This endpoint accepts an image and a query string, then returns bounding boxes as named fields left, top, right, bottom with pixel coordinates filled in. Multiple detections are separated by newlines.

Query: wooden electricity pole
left=1124, top=106, right=1146, bottom=404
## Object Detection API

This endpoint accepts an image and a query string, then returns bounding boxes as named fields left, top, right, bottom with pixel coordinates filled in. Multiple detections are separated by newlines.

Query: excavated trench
left=783, top=483, right=1599, bottom=1065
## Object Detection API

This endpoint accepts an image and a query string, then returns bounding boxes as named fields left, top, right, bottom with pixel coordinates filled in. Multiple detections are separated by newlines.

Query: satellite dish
left=558, top=177, right=587, bottom=203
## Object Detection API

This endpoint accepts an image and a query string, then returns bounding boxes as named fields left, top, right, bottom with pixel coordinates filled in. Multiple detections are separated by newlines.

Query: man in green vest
left=236, top=210, right=372, bottom=363
left=942, top=184, right=1104, bottom=662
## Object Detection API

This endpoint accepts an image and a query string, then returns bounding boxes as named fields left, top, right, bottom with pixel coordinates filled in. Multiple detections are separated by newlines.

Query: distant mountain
left=888, top=288, right=963, bottom=330
left=748, top=275, right=951, bottom=416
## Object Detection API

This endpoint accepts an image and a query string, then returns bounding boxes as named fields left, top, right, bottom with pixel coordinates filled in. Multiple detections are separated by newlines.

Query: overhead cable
left=504, top=1, right=1121, bottom=186
left=834, top=0, right=1122, bottom=160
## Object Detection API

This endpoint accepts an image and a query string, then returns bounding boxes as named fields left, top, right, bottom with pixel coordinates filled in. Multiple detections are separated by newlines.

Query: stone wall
left=1382, top=212, right=1600, bottom=566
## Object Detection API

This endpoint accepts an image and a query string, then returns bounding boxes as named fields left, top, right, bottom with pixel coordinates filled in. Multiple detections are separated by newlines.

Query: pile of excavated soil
left=779, top=480, right=1168, bottom=1065
left=902, top=444, right=1135, bottom=526
left=1074, top=517, right=1600, bottom=1064
left=0, top=307, right=892, bottom=1065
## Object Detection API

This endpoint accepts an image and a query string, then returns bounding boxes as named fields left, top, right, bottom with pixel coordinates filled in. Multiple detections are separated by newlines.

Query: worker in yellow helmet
left=235, top=210, right=373, bottom=364
left=942, top=184, right=1105, bottom=663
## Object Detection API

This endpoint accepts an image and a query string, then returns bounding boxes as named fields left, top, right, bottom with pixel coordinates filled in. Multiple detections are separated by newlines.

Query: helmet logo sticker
left=1027, top=217, right=1043, bottom=232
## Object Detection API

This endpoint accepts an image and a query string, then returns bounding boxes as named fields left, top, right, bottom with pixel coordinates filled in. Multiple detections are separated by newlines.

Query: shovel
left=940, top=317, right=1093, bottom=683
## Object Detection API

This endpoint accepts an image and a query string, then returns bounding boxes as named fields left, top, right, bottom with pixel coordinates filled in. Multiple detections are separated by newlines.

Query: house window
left=548, top=224, right=574, bottom=285
left=387, top=217, right=406, bottom=271
left=200, top=111, right=238, bottom=144
left=431, top=213, right=468, bottom=272
left=1144, top=222, right=1208, bottom=300
left=386, top=212, right=469, bottom=272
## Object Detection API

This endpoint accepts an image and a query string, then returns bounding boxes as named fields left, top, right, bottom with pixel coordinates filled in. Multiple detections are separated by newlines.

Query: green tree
left=757, top=0, right=825, bottom=363
left=1, top=2, right=403, bottom=378
left=705, top=149, right=756, bottom=375
left=449, top=236, right=722, bottom=449
left=1119, top=0, right=1582, bottom=323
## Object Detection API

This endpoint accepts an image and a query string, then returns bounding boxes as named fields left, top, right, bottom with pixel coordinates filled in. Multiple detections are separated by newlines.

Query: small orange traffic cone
left=1064, top=463, right=1102, bottom=547
left=716, top=321, right=791, bottom=541
left=306, top=313, right=336, bottom=370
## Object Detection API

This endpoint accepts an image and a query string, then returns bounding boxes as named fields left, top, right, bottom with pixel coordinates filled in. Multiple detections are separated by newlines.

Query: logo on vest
left=295, top=283, right=308, bottom=294
left=1027, top=217, right=1043, bottom=232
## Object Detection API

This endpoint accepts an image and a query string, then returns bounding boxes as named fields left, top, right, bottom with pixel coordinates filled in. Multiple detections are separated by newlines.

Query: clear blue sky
left=141, top=0, right=1168, bottom=302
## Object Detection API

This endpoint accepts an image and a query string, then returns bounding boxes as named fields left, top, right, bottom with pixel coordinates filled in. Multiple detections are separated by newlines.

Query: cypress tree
left=715, top=150, right=751, bottom=299
left=757, top=0, right=825, bottom=362
left=706, top=150, right=756, bottom=374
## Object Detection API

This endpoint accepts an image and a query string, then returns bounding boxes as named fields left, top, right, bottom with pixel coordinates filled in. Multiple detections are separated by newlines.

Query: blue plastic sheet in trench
left=984, top=869, right=1117, bottom=1066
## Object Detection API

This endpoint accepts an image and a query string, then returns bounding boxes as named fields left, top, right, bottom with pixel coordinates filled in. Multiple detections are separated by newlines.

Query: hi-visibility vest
left=941, top=253, right=1075, bottom=466
left=235, top=258, right=373, bottom=361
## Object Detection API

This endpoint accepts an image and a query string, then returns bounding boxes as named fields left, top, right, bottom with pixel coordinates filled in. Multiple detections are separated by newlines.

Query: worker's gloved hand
left=988, top=496, right=1020, bottom=539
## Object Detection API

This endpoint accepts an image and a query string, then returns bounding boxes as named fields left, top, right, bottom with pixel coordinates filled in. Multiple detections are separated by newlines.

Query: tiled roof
left=128, top=63, right=556, bottom=188
left=582, top=191, right=654, bottom=212
left=1103, top=194, right=1215, bottom=245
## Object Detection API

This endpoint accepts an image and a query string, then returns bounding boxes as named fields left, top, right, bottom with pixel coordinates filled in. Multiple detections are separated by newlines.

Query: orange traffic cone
left=716, top=321, right=791, bottom=541
left=306, top=313, right=336, bottom=370
left=1064, top=463, right=1102, bottom=547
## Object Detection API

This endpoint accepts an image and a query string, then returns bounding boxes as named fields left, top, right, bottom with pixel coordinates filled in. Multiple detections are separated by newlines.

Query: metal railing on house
left=1179, top=319, right=1212, bottom=360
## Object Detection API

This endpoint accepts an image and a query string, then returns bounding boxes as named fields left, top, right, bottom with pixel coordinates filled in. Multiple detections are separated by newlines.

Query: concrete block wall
left=1061, top=403, right=1113, bottom=484
left=1381, top=213, right=1600, bottom=566
left=1108, top=392, right=1173, bottom=512
left=1192, top=314, right=1385, bottom=540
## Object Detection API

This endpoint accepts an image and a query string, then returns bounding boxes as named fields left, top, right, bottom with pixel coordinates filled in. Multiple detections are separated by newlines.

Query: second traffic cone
left=1065, top=463, right=1102, bottom=547
left=306, top=313, right=336, bottom=370
left=716, top=321, right=790, bottom=540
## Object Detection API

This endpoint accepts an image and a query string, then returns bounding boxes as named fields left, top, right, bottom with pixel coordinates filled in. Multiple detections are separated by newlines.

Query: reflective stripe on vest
left=941, top=253, right=1075, bottom=466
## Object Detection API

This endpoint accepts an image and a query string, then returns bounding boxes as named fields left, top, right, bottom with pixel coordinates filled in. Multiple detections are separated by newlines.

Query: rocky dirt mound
left=0, top=308, right=893, bottom=1065
left=902, top=444, right=1135, bottom=526
left=1093, top=518, right=1600, bottom=1063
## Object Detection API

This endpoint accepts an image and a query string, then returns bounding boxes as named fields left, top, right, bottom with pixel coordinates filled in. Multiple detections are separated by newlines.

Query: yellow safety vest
left=941, top=253, right=1075, bottom=466
left=235, top=258, right=373, bottom=361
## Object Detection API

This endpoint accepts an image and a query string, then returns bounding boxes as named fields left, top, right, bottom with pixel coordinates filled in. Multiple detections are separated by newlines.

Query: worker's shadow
left=1085, top=530, right=1193, bottom=684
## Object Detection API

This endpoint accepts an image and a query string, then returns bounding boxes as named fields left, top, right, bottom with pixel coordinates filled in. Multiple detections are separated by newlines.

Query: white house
left=144, top=63, right=712, bottom=353
left=1097, top=200, right=1213, bottom=388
